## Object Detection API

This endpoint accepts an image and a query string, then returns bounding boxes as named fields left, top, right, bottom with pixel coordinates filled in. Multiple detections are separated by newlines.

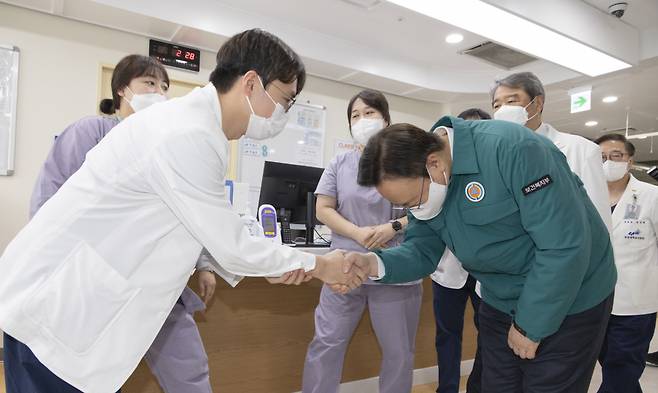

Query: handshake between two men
left=266, top=250, right=381, bottom=294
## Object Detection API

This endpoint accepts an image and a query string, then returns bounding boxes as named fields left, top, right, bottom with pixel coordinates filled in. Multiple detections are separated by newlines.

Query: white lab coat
left=0, top=83, right=315, bottom=393
left=536, top=123, right=612, bottom=231
left=610, top=175, right=658, bottom=316
left=431, top=122, right=612, bottom=289
left=430, top=248, right=470, bottom=289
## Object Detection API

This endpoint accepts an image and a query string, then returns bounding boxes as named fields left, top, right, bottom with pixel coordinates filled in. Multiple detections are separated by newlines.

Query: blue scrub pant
left=432, top=275, right=482, bottom=393
left=597, top=313, right=657, bottom=393
left=3, top=333, right=121, bottom=393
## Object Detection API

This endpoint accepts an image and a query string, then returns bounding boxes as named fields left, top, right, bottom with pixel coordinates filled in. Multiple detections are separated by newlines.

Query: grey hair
left=490, top=72, right=545, bottom=104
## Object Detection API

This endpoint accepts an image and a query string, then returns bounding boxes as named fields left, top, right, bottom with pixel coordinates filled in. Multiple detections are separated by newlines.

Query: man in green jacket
left=343, top=116, right=616, bottom=393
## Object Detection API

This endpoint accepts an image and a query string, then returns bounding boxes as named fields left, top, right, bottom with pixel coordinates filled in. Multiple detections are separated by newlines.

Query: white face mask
left=493, top=97, right=538, bottom=126
left=244, top=76, right=289, bottom=140
left=409, top=168, right=448, bottom=221
left=352, top=118, right=385, bottom=145
left=125, top=87, right=166, bottom=112
left=603, top=160, right=629, bottom=182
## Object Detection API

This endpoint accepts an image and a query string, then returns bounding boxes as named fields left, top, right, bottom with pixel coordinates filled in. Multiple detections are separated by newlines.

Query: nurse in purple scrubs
left=27, top=54, right=216, bottom=393
left=302, top=89, right=423, bottom=393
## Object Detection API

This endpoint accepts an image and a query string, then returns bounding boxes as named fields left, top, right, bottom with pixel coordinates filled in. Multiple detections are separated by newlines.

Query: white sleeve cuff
left=195, top=250, right=215, bottom=271
left=211, top=264, right=244, bottom=288
left=369, top=252, right=386, bottom=280
left=302, top=253, right=317, bottom=272
left=194, top=250, right=243, bottom=287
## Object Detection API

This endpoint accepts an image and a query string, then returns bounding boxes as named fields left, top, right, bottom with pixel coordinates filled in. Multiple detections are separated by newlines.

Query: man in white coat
left=594, top=134, right=657, bottom=393
left=0, top=29, right=365, bottom=393
left=431, top=72, right=612, bottom=393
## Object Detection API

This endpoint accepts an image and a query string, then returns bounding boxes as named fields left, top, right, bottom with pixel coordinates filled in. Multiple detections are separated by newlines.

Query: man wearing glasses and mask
left=594, top=134, right=658, bottom=393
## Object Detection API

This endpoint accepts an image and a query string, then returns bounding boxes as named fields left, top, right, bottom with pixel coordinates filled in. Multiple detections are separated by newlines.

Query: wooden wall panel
left=124, top=277, right=477, bottom=393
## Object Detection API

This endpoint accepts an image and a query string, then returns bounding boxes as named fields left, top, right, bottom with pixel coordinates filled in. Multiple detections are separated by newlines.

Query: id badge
left=623, top=203, right=641, bottom=220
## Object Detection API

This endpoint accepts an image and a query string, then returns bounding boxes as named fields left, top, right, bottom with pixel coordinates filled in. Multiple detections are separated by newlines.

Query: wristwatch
left=391, top=220, right=402, bottom=232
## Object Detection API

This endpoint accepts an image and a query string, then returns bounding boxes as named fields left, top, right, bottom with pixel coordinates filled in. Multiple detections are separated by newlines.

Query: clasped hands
left=266, top=250, right=379, bottom=294
left=353, top=223, right=396, bottom=251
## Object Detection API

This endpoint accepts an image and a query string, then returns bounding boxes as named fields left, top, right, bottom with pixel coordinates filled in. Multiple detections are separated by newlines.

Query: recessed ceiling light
left=297, top=140, right=305, bottom=145
left=446, top=33, right=464, bottom=44
left=585, top=121, right=598, bottom=127
left=389, top=0, right=631, bottom=76
left=602, top=96, right=618, bottom=103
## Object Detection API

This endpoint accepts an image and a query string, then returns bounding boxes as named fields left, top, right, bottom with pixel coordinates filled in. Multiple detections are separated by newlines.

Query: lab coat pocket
left=23, top=243, right=140, bottom=354
left=626, top=262, right=658, bottom=310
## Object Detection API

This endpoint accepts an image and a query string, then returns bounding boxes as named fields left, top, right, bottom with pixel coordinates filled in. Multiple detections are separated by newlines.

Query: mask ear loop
left=427, top=127, right=448, bottom=184
left=122, top=87, right=135, bottom=104
left=525, top=97, right=541, bottom=122
left=428, top=127, right=451, bottom=185
left=426, top=166, right=436, bottom=183
left=244, top=77, right=256, bottom=115
left=245, top=95, right=256, bottom=114
left=243, top=74, right=259, bottom=114
left=257, top=76, right=278, bottom=107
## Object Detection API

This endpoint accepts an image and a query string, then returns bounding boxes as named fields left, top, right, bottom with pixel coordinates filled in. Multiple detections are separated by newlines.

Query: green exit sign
left=570, top=87, right=591, bottom=113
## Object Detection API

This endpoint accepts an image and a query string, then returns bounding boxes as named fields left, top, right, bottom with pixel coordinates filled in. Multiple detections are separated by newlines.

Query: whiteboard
left=0, top=45, right=19, bottom=176
left=238, top=102, right=326, bottom=215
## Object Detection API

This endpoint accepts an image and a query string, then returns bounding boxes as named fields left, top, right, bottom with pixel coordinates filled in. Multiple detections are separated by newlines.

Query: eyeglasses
left=268, top=82, right=297, bottom=112
left=601, top=151, right=629, bottom=162
left=408, top=177, right=426, bottom=212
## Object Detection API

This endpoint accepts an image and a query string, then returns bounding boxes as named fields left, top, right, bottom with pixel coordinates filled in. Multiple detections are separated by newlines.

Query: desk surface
left=290, top=245, right=332, bottom=255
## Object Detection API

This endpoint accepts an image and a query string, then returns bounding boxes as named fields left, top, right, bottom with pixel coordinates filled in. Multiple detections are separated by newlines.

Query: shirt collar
left=535, top=122, right=557, bottom=139
left=200, top=83, right=223, bottom=130
left=432, top=126, right=454, bottom=159
left=430, top=116, right=480, bottom=175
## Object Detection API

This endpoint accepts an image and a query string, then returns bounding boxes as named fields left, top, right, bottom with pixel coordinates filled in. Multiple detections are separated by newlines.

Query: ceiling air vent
left=461, top=41, right=537, bottom=69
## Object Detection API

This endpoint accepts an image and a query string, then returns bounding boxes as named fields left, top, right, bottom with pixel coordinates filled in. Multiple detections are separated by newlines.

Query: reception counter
left=123, top=251, right=477, bottom=393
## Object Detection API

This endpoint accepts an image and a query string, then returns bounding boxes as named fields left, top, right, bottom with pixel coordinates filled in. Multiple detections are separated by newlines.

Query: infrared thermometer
left=258, top=204, right=281, bottom=243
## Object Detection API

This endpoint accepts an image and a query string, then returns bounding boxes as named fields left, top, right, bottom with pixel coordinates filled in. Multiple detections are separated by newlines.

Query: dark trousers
left=3, top=333, right=121, bottom=393
left=432, top=276, right=482, bottom=393
left=598, top=313, right=657, bottom=393
left=479, top=294, right=613, bottom=393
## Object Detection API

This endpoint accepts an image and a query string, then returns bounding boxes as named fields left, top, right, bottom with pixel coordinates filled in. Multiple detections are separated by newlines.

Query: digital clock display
left=149, top=39, right=200, bottom=72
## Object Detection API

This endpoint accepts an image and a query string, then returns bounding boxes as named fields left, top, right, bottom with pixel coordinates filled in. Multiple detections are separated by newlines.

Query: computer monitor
left=258, top=161, right=325, bottom=244
left=648, top=166, right=658, bottom=182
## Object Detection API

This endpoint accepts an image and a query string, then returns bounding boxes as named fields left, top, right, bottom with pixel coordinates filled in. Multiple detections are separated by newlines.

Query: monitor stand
left=303, top=192, right=330, bottom=247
